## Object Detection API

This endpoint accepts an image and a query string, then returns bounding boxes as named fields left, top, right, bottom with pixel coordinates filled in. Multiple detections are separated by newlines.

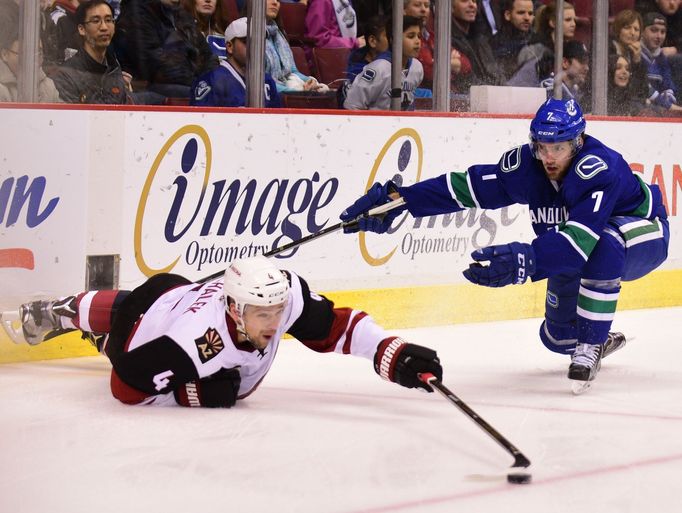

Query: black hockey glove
left=174, top=367, right=241, bottom=408
left=339, top=181, right=406, bottom=233
left=374, top=337, right=442, bottom=392
left=463, top=242, right=536, bottom=288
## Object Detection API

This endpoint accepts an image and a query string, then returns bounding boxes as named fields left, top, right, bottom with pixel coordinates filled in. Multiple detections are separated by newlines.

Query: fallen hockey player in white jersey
left=12, top=256, right=443, bottom=407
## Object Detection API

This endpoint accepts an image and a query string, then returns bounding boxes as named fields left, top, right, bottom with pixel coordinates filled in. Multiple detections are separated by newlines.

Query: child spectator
left=344, top=15, right=423, bottom=110
left=191, top=17, right=281, bottom=107
left=265, top=0, right=327, bottom=93
left=491, top=0, right=534, bottom=81
left=347, top=15, right=388, bottom=82
left=404, top=0, right=435, bottom=89
left=53, top=0, right=133, bottom=104
left=337, top=14, right=388, bottom=107
left=181, top=0, right=228, bottom=59
left=640, top=11, right=682, bottom=112
left=305, top=0, right=364, bottom=50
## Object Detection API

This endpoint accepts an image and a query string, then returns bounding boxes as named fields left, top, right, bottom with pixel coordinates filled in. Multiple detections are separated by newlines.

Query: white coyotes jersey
left=127, top=271, right=390, bottom=405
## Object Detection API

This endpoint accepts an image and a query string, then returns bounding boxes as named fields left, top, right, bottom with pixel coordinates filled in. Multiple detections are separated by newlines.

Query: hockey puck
left=507, top=471, right=532, bottom=485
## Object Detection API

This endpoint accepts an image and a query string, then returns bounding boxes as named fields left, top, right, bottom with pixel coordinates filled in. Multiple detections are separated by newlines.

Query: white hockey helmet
left=223, top=256, right=289, bottom=317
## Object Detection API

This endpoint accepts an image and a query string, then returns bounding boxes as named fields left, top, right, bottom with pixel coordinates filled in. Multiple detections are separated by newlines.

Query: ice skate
left=568, top=342, right=603, bottom=394
left=602, top=332, right=627, bottom=359
left=568, top=333, right=627, bottom=394
left=18, top=297, right=76, bottom=345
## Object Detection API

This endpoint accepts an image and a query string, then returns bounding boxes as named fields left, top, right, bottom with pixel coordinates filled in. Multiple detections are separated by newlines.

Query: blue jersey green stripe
left=630, top=174, right=652, bottom=218
left=560, top=221, right=600, bottom=259
left=448, top=172, right=476, bottom=208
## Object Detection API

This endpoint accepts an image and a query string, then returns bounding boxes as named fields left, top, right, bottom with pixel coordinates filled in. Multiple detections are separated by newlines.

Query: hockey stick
left=198, top=197, right=406, bottom=284
left=419, top=373, right=532, bottom=484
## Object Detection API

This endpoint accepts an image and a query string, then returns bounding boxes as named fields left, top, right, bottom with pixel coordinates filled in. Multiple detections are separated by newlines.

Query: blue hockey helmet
left=529, top=98, right=586, bottom=157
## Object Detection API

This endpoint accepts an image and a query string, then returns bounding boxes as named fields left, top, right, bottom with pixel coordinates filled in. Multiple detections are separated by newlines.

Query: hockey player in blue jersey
left=191, top=17, right=281, bottom=108
left=340, top=98, right=669, bottom=393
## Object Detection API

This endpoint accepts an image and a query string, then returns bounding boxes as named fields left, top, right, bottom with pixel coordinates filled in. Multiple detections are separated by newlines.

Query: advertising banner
left=0, top=109, right=88, bottom=309
left=120, top=112, right=681, bottom=292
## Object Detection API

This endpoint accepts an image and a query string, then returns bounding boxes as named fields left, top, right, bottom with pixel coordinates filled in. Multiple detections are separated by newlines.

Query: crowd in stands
left=1, top=0, right=682, bottom=116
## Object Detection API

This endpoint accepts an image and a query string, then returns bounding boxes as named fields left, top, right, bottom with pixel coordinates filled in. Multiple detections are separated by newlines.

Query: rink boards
left=1, top=106, right=681, bottom=362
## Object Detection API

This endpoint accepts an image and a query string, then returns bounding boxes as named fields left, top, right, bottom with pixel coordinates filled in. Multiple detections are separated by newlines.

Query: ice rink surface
left=1, top=306, right=681, bottom=513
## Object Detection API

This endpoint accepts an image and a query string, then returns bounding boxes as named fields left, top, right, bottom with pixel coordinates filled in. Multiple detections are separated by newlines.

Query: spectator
left=265, top=0, right=327, bottom=93
left=114, top=0, right=219, bottom=99
left=539, top=40, right=590, bottom=105
left=336, top=14, right=388, bottom=107
left=636, top=0, right=682, bottom=54
left=191, top=17, right=281, bottom=107
left=491, top=0, right=534, bottom=81
left=181, top=0, right=228, bottom=59
left=347, top=15, right=389, bottom=81
left=611, top=9, right=650, bottom=107
left=45, top=0, right=85, bottom=65
left=474, top=0, right=504, bottom=38
left=344, top=15, right=423, bottom=110
left=305, top=0, right=364, bottom=50
left=0, top=1, right=62, bottom=103
left=640, top=12, right=682, bottom=112
left=608, top=54, right=646, bottom=116
left=53, top=0, right=132, bottom=103
left=517, top=1, right=576, bottom=68
left=450, top=0, right=505, bottom=92
left=404, top=0, right=435, bottom=89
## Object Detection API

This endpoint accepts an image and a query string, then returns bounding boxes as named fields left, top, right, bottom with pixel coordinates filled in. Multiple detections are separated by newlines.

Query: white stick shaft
left=367, top=197, right=406, bottom=217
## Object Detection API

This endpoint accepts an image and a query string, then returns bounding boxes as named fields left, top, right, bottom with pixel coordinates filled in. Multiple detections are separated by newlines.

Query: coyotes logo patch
left=195, top=328, right=224, bottom=363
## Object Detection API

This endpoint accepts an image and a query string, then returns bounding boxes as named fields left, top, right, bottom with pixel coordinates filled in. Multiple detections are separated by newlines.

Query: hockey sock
left=577, top=278, right=621, bottom=345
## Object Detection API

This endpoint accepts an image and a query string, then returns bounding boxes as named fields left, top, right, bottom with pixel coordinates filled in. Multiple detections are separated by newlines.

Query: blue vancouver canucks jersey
left=398, top=135, right=667, bottom=280
left=191, top=60, right=281, bottom=108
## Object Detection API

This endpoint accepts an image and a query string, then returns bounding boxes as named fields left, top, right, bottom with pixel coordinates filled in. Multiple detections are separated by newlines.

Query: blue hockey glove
left=463, top=242, right=536, bottom=288
left=340, top=181, right=405, bottom=233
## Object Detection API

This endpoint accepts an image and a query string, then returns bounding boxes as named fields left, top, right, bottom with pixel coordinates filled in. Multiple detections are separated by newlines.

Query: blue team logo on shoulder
left=575, top=155, right=607, bottom=179
left=361, top=69, right=376, bottom=82
left=500, top=146, right=522, bottom=172
left=194, top=80, right=211, bottom=101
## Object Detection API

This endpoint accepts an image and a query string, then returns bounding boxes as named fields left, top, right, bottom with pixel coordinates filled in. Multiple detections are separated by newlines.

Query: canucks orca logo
left=546, top=290, right=559, bottom=308
left=194, top=80, right=211, bottom=101
left=500, top=146, right=521, bottom=172
left=361, top=69, right=376, bottom=82
left=566, top=99, right=578, bottom=116
left=575, top=155, right=607, bottom=179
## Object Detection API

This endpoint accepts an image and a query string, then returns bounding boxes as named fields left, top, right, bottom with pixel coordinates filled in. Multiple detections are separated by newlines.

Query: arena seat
left=312, top=47, right=351, bottom=89
left=279, top=2, right=311, bottom=47
left=291, top=46, right=312, bottom=76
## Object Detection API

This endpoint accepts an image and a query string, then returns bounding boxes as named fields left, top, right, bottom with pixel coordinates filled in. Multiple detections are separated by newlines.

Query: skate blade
left=571, top=380, right=593, bottom=395
left=0, top=310, right=26, bottom=344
